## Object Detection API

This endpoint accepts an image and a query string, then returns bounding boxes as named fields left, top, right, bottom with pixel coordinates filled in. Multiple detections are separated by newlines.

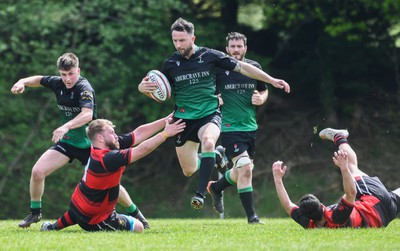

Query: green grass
left=1, top=218, right=400, bottom=251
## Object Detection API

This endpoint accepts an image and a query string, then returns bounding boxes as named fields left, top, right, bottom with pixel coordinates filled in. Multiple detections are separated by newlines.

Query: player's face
left=172, top=30, right=195, bottom=58
left=102, top=126, right=120, bottom=150
left=226, top=39, right=247, bottom=61
left=59, top=67, right=80, bottom=89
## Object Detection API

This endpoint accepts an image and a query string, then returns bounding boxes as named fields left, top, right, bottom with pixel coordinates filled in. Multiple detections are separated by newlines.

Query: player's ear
left=97, top=133, right=104, bottom=143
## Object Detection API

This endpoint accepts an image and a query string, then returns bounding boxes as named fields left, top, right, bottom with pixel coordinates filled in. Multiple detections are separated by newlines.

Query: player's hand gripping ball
left=147, top=70, right=171, bottom=102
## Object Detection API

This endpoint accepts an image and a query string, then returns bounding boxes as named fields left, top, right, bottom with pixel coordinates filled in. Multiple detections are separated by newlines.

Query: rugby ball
left=147, top=70, right=171, bottom=102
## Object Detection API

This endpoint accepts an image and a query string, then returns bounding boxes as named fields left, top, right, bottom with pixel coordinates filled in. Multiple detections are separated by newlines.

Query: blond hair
left=86, top=119, right=115, bottom=142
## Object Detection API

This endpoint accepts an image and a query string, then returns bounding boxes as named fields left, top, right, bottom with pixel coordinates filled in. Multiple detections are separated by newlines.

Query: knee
left=134, top=220, right=144, bottom=233
left=183, top=170, right=194, bottom=177
left=181, top=165, right=197, bottom=177
left=31, top=166, right=46, bottom=181
left=200, top=137, right=215, bottom=152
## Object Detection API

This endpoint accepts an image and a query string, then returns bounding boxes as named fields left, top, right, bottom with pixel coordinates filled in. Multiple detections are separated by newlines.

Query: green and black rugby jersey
left=41, top=76, right=97, bottom=149
left=161, top=46, right=238, bottom=119
left=216, top=58, right=267, bottom=132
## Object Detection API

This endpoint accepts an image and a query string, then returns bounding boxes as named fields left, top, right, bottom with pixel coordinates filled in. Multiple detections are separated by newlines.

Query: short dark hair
left=57, top=52, right=79, bottom=70
left=299, top=194, right=324, bottom=222
left=171, top=17, right=195, bottom=35
left=226, top=32, right=247, bottom=46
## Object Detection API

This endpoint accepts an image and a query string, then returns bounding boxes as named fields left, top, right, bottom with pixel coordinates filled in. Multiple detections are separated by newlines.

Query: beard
left=105, top=140, right=120, bottom=150
left=231, top=53, right=244, bottom=61
left=178, top=45, right=193, bottom=58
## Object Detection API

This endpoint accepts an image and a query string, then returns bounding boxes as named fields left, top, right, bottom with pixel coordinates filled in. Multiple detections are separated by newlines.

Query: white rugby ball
left=147, top=70, right=171, bottom=102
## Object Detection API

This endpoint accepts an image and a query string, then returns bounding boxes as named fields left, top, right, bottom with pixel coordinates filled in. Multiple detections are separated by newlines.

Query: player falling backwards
left=273, top=128, right=400, bottom=228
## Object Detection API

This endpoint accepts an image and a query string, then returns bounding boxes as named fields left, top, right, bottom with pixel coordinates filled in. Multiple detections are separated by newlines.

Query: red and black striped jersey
left=70, top=132, right=135, bottom=225
left=291, top=195, right=383, bottom=228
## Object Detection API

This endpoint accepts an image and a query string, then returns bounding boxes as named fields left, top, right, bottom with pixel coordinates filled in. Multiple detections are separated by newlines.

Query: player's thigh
left=32, top=149, right=70, bottom=176
left=176, top=141, right=200, bottom=171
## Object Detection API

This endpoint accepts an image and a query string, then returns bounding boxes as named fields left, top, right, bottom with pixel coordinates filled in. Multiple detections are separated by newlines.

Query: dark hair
left=171, top=17, right=195, bottom=35
left=299, top=194, right=324, bottom=222
left=226, top=32, right=247, bottom=46
left=57, top=52, right=79, bottom=70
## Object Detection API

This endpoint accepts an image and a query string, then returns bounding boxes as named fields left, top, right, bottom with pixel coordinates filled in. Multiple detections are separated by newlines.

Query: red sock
left=333, top=134, right=348, bottom=146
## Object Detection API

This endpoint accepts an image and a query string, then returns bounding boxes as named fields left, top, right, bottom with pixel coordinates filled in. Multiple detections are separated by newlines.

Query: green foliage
left=0, top=0, right=185, bottom=219
left=1, top=219, right=400, bottom=250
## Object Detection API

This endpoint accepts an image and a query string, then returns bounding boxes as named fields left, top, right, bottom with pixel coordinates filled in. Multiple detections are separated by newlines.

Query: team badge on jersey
left=225, top=71, right=230, bottom=76
left=176, top=61, right=180, bottom=66
left=81, top=90, right=94, bottom=101
left=233, top=144, right=239, bottom=153
left=198, top=52, right=206, bottom=63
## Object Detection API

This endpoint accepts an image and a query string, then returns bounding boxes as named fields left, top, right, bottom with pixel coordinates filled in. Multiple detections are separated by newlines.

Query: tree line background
left=1, top=0, right=399, bottom=220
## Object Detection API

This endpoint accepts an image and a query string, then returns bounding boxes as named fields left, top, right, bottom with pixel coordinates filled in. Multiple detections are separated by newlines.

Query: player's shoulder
left=41, top=75, right=62, bottom=84
left=244, top=58, right=261, bottom=69
left=76, top=76, right=94, bottom=90
left=40, top=76, right=64, bottom=90
left=205, top=47, right=227, bottom=57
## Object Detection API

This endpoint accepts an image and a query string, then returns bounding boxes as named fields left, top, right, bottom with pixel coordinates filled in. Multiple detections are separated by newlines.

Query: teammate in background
left=11, top=53, right=150, bottom=229
left=272, top=128, right=400, bottom=228
left=40, top=117, right=185, bottom=232
left=138, top=18, right=291, bottom=210
left=207, top=32, right=271, bottom=224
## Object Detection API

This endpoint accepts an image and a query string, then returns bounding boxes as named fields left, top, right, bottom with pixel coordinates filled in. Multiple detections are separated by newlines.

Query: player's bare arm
left=52, top=107, right=93, bottom=143
left=235, top=61, right=290, bottom=93
left=11, top=75, right=44, bottom=94
left=129, top=119, right=185, bottom=163
left=133, top=113, right=174, bottom=145
left=333, top=150, right=357, bottom=204
left=272, top=161, right=298, bottom=215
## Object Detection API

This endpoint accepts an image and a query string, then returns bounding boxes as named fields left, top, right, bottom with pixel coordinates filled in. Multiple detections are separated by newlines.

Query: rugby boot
left=191, top=192, right=205, bottom=210
left=248, top=215, right=265, bottom=225
left=319, top=128, right=349, bottom=141
left=135, top=210, right=150, bottom=229
left=207, top=181, right=224, bottom=213
left=18, top=213, right=42, bottom=228
left=40, top=222, right=58, bottom=231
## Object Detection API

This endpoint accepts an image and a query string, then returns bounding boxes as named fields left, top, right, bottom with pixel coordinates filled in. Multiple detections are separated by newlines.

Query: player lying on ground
left=272, top=128, right=400, bottom=228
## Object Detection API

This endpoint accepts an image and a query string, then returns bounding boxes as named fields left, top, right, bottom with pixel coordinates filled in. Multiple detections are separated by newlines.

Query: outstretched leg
left=319, top=128, right=368, bottom=177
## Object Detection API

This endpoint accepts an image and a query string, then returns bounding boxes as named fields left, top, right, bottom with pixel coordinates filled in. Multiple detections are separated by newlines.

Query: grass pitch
left=1, top=218, right=400, bottom=251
